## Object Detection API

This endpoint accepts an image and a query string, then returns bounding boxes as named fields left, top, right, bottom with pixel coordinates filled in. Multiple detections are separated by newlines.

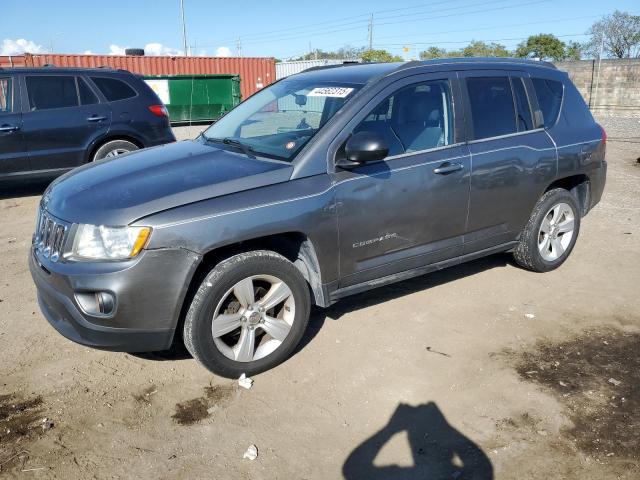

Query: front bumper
left=29, top=245, right=201, bottom=352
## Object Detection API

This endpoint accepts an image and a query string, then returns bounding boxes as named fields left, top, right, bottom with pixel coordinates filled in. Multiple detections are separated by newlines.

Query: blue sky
left=1, top=0, right=638, bottom=59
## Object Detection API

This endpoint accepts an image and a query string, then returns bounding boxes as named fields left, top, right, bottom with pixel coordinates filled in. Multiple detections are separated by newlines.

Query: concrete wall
left=555, top=59, right=640, bottom=117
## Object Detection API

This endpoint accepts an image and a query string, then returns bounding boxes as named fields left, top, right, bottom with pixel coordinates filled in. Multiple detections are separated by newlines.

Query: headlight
left=70, top=225, right=152, bottom=260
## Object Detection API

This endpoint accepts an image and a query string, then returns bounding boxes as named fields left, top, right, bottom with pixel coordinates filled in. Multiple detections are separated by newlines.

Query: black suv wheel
left=92, top=140, right=139, bottom=161
left=183, top=250, right=311, bottom=378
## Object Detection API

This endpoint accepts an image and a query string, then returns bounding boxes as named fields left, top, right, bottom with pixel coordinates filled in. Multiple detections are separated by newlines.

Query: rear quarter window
left=0, top=77, right=12, bottom=113
left=532, top=78, right=563, bottom=127
left=91, top=77, right=137, bottom=101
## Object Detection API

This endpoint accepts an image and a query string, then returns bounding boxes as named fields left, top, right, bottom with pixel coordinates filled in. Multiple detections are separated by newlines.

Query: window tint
left=466, top=77, right=516, bottom=139
left=354, top=80, right=453, bottom=157
left=26, top=76, right=78, bottom=110
left=91, top=77, right=136, bottom=101
left=511, top=77, right=533, bottom=131
left=78, top=77, right=99, bottom=105
left=532, top=78, right=563, bottom=127
left=0, top=77, right=12, bottom=113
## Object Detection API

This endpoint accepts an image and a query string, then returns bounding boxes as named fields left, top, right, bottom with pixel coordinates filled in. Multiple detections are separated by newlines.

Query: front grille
left=34, top=208, right=70, bottom=262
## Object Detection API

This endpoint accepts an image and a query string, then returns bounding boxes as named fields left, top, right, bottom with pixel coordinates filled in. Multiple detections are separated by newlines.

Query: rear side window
left=0, top=77, right=12, bottom=113
left=26, top=76, right=78, bottom=110
left=466, top=77, right=516, bottom=139
left=91, top=77, right=136, bottom=101
left=354, top=79, right=453, bottom=156
left=532, top=78, right=563, bottom=127
left=511, top=77, right=533, bottom=131
left=78, top=77, right=99, bottom=105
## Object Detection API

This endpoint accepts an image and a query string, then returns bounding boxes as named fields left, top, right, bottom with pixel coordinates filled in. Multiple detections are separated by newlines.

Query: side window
left=78, top=77, right=99, bottom=105
left=532, top=78, right=563, bottom=127
left=354, top=79, right=453, bottom=157
left=90, top=77, right=136, bottom=102
left=511, top=77, right=533, bottom=131
left=466, top=77, right=516, bottom=139
left=26, top=76, right=78, bottom=111
left=0, top=77, right=12, bottom=113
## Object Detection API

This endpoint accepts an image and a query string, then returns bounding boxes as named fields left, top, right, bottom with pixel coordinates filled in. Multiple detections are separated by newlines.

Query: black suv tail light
left=149, top=105, right=169, bottom=118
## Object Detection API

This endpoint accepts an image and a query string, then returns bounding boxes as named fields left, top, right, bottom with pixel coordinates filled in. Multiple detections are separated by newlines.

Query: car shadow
left=0, top=178, right=52, bottom=200
left=295, top=252, right=510, bottom=354
left=138, top=253, right=510, bottom=365
left=343, top=402, right=493, bottom=480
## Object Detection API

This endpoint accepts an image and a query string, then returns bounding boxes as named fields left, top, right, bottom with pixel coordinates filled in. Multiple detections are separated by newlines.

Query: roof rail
left=300, top=62, right=368, bottom=74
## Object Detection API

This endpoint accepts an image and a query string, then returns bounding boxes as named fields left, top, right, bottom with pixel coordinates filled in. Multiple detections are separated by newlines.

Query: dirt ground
left=1, top=129, right=639, bottom=479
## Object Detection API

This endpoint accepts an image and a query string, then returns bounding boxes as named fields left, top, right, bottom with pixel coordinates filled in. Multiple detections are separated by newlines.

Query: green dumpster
left=144, top=74, right=241, bottom=124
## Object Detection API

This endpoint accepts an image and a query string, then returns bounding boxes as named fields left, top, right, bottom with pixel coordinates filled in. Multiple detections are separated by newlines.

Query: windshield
left=202, top=79, right=361, bottom=161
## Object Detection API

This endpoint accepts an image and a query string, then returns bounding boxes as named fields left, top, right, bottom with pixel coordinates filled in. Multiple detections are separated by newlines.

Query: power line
left=376, top=33, right=589, bottom=47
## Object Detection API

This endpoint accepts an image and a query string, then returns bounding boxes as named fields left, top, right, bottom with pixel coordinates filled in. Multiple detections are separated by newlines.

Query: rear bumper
left=29, top=246, right=200, bottom=352
left=588, top=160, right=607, bottom=211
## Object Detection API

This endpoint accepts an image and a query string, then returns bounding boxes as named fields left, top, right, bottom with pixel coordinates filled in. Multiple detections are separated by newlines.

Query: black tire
left=513, top=188, right=581, bottom=272
left=124, top=48, right=145, bottom=56
left=183, top=251, right=311, bottom=378
left=92, top=140, right=138, bottom=161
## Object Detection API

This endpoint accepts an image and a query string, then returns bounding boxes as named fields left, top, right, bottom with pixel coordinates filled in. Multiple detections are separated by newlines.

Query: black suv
left=30, top=58, right=606, bottom=377
left=0, top=67, right=175, bottom=180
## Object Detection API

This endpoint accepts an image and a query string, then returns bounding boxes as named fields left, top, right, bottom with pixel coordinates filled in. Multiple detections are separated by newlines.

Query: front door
left=21, top=74, right=111, bottom=172
left=332, top=74, right=471, bottom=288
left=0, top=75, right=28, bottom=177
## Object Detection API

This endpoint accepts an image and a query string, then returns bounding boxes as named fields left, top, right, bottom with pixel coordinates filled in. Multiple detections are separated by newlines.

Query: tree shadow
left=343, top=402, right=493, bottom=480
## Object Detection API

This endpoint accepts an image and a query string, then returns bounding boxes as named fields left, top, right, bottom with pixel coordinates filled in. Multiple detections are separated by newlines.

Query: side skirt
left=326, top=241, right=518, bottom=304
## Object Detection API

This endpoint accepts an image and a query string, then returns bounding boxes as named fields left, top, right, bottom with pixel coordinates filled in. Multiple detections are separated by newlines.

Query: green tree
left=564, top=41, right=582, bottom=61
left=361, top=49, right=403, bottom=63
left=419, top=47, right=449, bottom=59
left=516, top=34, right=566, bottom=61
left=461, top=40, right=510, bottom=57
left=585, top=10, right=640, bottom=58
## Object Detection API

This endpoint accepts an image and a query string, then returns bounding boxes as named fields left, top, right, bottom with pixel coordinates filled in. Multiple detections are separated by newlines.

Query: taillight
left=598, top=123, right=607, bottom=144
left=149, top=105, right=169, bottom=118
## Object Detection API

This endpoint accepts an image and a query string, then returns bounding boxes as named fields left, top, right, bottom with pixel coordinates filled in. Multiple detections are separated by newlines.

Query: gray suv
left=29, top=58, right=607, bottom=377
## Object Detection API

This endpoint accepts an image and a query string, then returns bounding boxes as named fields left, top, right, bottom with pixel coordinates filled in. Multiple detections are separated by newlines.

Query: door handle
left=87, top=115, right=107, bottom=122
left=433, top=162, right=463, bottom=175
left=0, top=124, right=19, bottom=132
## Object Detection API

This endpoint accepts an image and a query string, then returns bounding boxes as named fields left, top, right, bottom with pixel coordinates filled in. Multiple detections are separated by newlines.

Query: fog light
left=76, top=291, right=116, bottom=316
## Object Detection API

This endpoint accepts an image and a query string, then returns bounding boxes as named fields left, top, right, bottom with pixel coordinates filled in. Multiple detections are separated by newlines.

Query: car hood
left=44, top=140, right=293, bottom=225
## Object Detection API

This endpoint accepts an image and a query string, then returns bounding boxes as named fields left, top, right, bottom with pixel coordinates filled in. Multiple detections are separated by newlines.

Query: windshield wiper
left=204, top=136, right=256, bottom=159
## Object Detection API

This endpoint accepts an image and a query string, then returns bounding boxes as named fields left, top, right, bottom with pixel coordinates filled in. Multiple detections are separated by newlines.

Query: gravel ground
left=0, top=126, right=638, bottom=479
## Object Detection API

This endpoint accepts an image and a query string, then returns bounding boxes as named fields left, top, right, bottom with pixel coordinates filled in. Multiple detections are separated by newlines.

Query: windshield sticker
left=307, top=87, right=354, bottom=98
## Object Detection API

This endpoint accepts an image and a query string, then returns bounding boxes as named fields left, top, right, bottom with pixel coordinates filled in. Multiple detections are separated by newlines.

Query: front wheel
left=183, top=251, right=311, bottom=378
left=513, top=188, right=581, bottom=272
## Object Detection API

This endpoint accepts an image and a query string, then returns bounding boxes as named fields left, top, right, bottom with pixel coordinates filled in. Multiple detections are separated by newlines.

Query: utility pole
left=593, top=34, right=605, bottom=112
left=236, top=37, right=242, bottom=57
left=368, top=13, right=373, bottom=51
left=180, top=0, right=188, bottom=56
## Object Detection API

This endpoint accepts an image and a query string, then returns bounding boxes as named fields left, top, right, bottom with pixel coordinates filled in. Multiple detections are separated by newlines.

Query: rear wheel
left=92, top=140, right=138, bottom=161
left=513, top=188, right=580, bottom=272
left=183, top=251, right=311, bottom=378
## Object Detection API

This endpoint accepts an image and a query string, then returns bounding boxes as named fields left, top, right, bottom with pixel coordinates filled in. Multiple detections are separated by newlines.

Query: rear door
left=0, top=74, right=29, bottom=176
left=21, top=74, right=111, bottom=172
left=459, top=70, right=556, bottom=253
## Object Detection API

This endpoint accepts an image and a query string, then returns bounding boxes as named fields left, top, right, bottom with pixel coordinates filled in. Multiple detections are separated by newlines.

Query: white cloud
left=109, top=44, right=127, bottom=55
left=83, top=50, right=94, bottom=55
left=144, top=42, right=183, bottom=56
left=108, top=42, right=183, bottom=56
left=1, top=38, right=46, bottom=55
left=215, top=46, right=232, bottom=57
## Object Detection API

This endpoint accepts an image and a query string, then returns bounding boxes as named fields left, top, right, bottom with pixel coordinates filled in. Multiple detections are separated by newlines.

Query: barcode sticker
left=307, top=87, right=354, bottom=98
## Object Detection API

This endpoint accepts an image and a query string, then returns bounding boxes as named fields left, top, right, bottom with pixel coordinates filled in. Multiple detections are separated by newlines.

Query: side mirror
left=341, top=131, right=389, bottom=166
